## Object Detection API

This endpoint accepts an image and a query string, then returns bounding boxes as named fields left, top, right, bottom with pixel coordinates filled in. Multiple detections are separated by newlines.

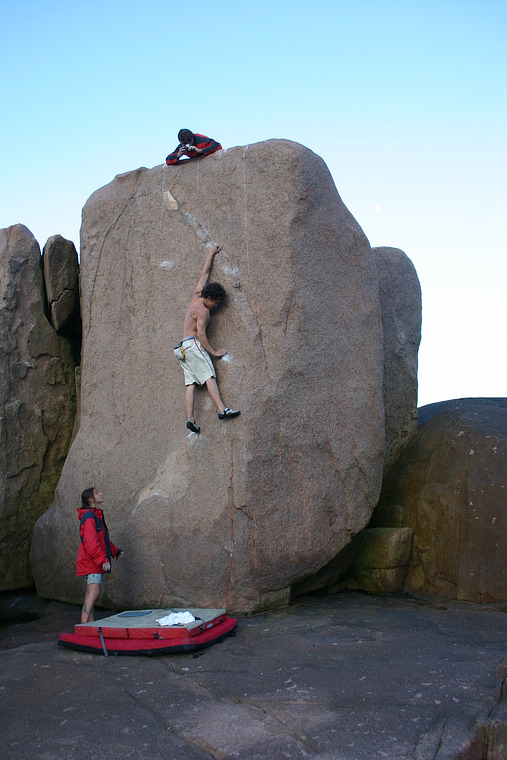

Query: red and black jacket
left=165, top=133, right=222, bottom=165
left=76, top=506, right=120, bottom=576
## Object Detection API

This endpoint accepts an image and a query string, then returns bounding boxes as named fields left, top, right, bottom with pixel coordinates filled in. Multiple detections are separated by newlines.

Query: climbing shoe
left=218, top=408, right=240, bottom=420
left=186, top=420, right=201, bottom=434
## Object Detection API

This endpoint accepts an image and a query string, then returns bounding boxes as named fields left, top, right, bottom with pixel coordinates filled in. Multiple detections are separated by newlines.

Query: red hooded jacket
left=76, top=506, right=120, bottom=576
left=165, top=133, right=222, bottom=165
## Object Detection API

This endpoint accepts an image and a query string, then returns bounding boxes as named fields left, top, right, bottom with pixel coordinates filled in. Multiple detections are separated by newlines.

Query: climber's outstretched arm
left=194, top=244, right=221, bottom=295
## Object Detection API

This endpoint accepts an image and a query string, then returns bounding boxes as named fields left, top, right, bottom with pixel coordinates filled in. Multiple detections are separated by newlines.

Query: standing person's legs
left=81, top=576, right=101, bottom=623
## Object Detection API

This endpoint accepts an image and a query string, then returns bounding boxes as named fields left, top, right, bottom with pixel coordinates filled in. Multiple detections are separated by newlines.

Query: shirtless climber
left=174, top=244, right=240, bottom=434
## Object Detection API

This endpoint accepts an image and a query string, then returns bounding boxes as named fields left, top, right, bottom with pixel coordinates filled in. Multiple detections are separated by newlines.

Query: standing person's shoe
left=218, top=408, right=240, bottom=420
left=186, top=420, right=201, bottom=434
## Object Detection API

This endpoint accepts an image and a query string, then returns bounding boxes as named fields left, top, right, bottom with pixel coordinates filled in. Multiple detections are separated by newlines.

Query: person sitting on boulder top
left=174, top=243, right=240, bottom=434
left=76, top=488, right=123, bottom=623
left=165, top=129, right=222, bottom=165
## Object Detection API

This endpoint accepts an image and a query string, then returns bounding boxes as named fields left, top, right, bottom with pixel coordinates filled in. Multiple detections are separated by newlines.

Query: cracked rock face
left=31, top=140, right=387, bottom=611
left=0, top=225, right=77, bottom=589
left=42, top=234, right=80, bottom=335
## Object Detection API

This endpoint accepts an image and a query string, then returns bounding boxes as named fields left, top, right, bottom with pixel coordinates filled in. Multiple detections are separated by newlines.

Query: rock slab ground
left=1, top=592, right=505, bottom=760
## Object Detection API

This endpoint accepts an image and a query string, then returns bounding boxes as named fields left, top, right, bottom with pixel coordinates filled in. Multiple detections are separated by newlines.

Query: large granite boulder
left=31, top=140, right=387, bottom=612
left=373, top=398, right=507, bottom=602
left=373, top=247, right=421, bottom=473
left=0, top=225, right=77, bottom=590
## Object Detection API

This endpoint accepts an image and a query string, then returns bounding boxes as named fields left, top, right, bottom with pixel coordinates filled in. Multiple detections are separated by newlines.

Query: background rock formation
left=333, top=526, right=414, bottom=595
left=31, top=140, right=391, bottom=612
left=289, top=245, right=422, bottom=600
left=373, top=247, right=421, bottom=474
left=42, top=235, right=81, bottom=362
left=0, top=225, right=77, bottom=589
left=372, top=398, right=507, bottom=602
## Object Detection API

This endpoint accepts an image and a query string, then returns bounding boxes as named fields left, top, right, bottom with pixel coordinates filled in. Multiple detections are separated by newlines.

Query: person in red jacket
left=76, top=487, right=123, bottom=623
left=166, top=129, right=222, bottom=165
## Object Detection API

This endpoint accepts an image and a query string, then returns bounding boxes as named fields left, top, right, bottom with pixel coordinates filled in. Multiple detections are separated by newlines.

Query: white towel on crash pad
left=156, top=611, right=196, bottom=626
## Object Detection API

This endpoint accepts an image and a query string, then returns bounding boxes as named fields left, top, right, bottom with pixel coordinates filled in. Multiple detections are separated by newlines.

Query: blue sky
left=1, top=0, right=506, bottom=406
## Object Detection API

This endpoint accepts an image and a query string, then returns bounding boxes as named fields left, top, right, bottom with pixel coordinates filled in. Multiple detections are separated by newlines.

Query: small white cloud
left=374, top=204, right=382, bottom=212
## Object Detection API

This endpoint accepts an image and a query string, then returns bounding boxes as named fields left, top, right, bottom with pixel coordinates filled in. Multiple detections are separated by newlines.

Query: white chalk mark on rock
left=163, top=190, right=178, bottom=211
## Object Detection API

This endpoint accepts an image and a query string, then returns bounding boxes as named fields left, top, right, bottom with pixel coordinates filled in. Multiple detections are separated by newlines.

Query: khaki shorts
left=177, top=337, right=216, bottom=386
